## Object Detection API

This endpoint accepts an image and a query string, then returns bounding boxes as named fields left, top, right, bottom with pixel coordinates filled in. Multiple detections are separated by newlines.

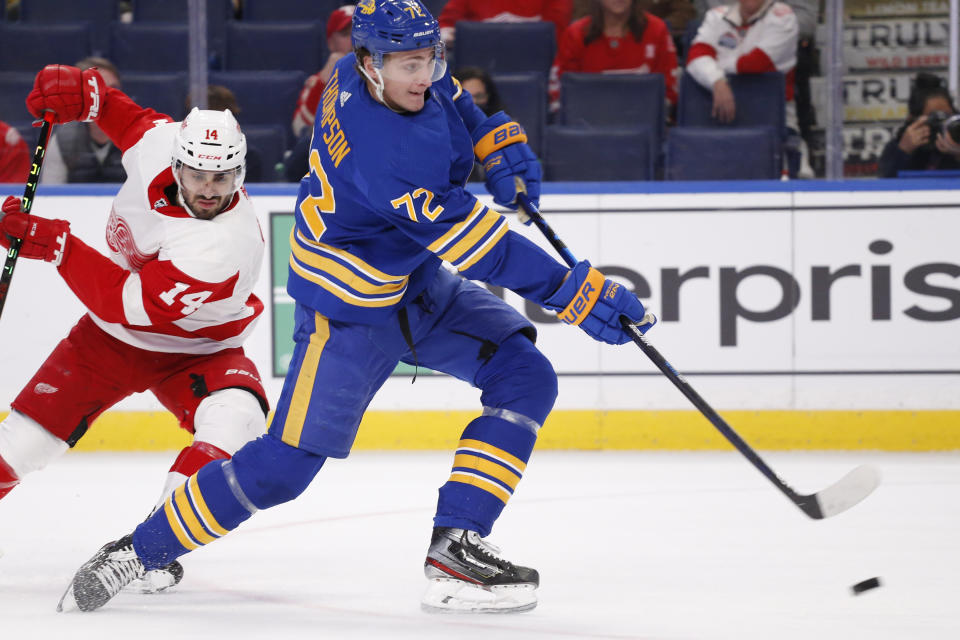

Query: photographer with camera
left=879, top=72, right=960, bottom=178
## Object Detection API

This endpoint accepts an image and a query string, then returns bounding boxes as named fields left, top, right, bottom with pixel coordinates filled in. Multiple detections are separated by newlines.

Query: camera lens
left=944, top=114, right=960, bottom=144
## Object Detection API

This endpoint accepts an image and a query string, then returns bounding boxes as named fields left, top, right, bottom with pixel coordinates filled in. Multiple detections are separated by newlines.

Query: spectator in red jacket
left=438, top=0, right=573, bottom=47
left=291, top=5, right=355, bottom=137
left=550, top=0, right=679, bottom=112
left=0, top=120, right=30, bottom=183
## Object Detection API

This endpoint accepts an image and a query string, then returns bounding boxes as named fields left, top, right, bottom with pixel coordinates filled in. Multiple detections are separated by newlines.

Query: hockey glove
left=0, top=196, right=70, bottom=266
left=543, top=260, right=657, bottom=345
left=26, top=64, right=106, bottom=124
left=472, top=112, right=541, bottom=213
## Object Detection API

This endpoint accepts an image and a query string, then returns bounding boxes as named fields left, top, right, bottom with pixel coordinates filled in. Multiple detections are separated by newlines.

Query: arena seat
left=209, top=71, right=305, bottom=145
left=559, top=72, right=666, bottom=167
left=0, top=72, right=37, bottom=122
left=242, top=124, right=287, bottom=182
left=121, top=73, right=189, bottom=121
left=544, top=126, right=655, bottom=181
left=111, top=24, right=190, bottom=72
left=677, top=70, right=785, bottom=134
left=420, top=0, right=449, bottom=17
left=131, top=0, right=233, bottom=67
left=242, top=0, right=342, bottom=22
left=0, top=24, right=92, bottom=72
left=491, top=72, right=547, bottom=158
left=225, top=22, right=326, bottom=74
left=19, top=0, right=119, bottom=56
left=665, top=126, right=779, bottom=180
left=454, top=22, right=555, bottom=78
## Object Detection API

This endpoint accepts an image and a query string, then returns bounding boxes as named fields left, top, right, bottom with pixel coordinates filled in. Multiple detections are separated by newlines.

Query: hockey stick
left=515, top=189, right=880, bottom=519
left=0, top=113, right=55, bottom=320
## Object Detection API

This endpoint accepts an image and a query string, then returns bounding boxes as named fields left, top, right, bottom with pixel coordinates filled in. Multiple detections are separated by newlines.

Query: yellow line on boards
left=3, top=410, right=957, bottom=453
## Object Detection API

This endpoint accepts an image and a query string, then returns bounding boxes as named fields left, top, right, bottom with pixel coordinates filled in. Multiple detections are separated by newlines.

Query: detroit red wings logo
left=106, top=210, right=156, bottom=271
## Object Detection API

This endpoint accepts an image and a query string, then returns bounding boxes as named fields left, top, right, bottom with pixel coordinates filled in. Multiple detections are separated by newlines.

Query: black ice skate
left=125, top=560, right=184, bottom=594
left=57, top=534, right=145, bottom=612
left=422, top=527, right=539, bottom=613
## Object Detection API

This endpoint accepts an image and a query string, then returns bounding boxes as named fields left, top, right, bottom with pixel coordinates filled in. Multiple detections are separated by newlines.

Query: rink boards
left=1, top=180, right=958, bottom=451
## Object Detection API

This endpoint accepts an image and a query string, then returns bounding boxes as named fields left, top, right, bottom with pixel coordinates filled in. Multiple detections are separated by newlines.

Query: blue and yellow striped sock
left=434, top=414, right=538, bottom=537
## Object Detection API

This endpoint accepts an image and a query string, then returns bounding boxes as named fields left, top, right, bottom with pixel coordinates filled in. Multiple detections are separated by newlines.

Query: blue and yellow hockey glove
left=543, top=261, right=657, bottom=345
left=472, top=112, right=541, bottom=213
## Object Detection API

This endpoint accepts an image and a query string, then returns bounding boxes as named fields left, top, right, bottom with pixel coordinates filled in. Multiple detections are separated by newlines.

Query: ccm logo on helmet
left=197, top=154, right=224, bottom=160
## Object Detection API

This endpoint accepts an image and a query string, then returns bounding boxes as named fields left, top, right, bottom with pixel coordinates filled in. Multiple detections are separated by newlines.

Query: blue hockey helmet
left=352, top=0, right=446, bottom=82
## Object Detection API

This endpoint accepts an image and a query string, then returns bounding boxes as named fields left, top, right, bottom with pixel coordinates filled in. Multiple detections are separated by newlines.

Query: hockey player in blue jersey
left=59, top=0, right=656, bottom=614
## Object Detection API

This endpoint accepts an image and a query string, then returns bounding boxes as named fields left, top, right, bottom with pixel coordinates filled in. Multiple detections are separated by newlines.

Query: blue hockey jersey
left=288, top=54, right=568, bottom=324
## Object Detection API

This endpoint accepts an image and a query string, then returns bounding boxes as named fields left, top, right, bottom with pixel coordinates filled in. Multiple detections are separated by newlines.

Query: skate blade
left=421, top=579, right=537, bottom=614
left=56, top=583, right=79, bottom=613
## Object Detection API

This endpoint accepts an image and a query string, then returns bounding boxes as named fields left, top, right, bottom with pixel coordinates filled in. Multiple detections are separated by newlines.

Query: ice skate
left=57, top=534, right=144, bottom=612
left=422, top=527, right=538, bottom=613
left=125, top=560, right=183, bottom=594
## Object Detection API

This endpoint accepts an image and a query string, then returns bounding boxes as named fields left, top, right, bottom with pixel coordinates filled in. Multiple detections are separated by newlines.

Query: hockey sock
left=133, top=435, right=325, bottom=570
left=151, top=441, right=230, bottom=513
left=0, top=455, right=18, bottom=501
left=435, top=333, right=556, bottom=537
left=435, top=416, right=537, bottom=537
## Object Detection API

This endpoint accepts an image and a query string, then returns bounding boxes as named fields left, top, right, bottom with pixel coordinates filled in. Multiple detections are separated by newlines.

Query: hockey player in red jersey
left=0, top=64, right=269, bottom=592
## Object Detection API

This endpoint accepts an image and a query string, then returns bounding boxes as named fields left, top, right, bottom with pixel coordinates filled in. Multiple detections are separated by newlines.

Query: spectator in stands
left=188, top=84, right=267, bottom=182
left=550, top=0, right=679, bottom=112
left=687, top=0, right=797, bottom=126
left=0, top=119, right=29, bottom=183
left=438, top=0, right=573, bottom=48
left=455, top=68, right=505, bottom=182
left=42, top=57, right=125, bottom=184
left=455, top=67, right=504, bottom=117
left=878, top=72, right=960, bottom=178
left=291, top=5, right=355, bottom=138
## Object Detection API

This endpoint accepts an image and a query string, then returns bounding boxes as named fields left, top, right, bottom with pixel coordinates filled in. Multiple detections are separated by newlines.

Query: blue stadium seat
left=243, top=0, right=342, bottom=22
left=560, top=73, right=665, bottom=130
left=19, top=0, right=119, bottom=56
left=242, top=124, right=287, bottom=182
left=544, top=126, right=655, bottom=181
left=121, top=73, right=189, bottom=122
left=677, top=70, right=785, bottom=134
left=665, top=126, right=779, bottom=180
left=132, top=0, right=233, bottom=67
left=0, top=24, right=92, bottom=72
left=491, top=72, right=547, bottom=158
left=209, top=71, right=305, bottom=144
left=680, top=18, right=702, bottom=63
left=454, top=22, right=555, bottom=78
left=225, top=22, right=326, bottom=74
left=421, top=0, right=448, bottom=17
left=111, top=24, right=189, bottom=72
left=0, top=73, right=37, bottom=123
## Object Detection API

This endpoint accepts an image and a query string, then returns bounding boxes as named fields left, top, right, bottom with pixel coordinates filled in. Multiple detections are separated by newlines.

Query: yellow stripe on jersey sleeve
left=451, top=218, right=508, bottom=272
left=437, top=209, right=503, bottom=264
left=426, top=200, right=486, bottom=253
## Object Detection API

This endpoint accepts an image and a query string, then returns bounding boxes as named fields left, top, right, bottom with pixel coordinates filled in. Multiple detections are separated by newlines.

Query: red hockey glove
left=0, top=196, right=71, bottom=266
left=26, top=64, right=106, bottom=124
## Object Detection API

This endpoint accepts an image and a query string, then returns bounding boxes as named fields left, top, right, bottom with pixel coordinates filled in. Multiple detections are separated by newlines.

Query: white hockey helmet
left=171, top=107, right=247, bottom=194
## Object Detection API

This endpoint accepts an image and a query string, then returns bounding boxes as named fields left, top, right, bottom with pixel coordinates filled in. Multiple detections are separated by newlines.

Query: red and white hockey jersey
left=55, top=88, right=265, bottom=354
left=437, top=0, right=572, bottom=43
left=550, top=13, right=679, bottom=109
left=686, top=0, right=798, bottom=129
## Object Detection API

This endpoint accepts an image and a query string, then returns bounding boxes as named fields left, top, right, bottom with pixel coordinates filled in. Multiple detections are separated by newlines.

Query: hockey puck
left=851, top=577, right=882, bottom=595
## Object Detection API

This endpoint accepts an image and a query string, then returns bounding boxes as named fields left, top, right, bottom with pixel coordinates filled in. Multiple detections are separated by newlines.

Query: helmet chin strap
left=359, top=65, right=408, bottom=114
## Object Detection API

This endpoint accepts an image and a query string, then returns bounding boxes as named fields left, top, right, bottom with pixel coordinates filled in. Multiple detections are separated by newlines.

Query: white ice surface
left=1, top=450, right=958, bottom=639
